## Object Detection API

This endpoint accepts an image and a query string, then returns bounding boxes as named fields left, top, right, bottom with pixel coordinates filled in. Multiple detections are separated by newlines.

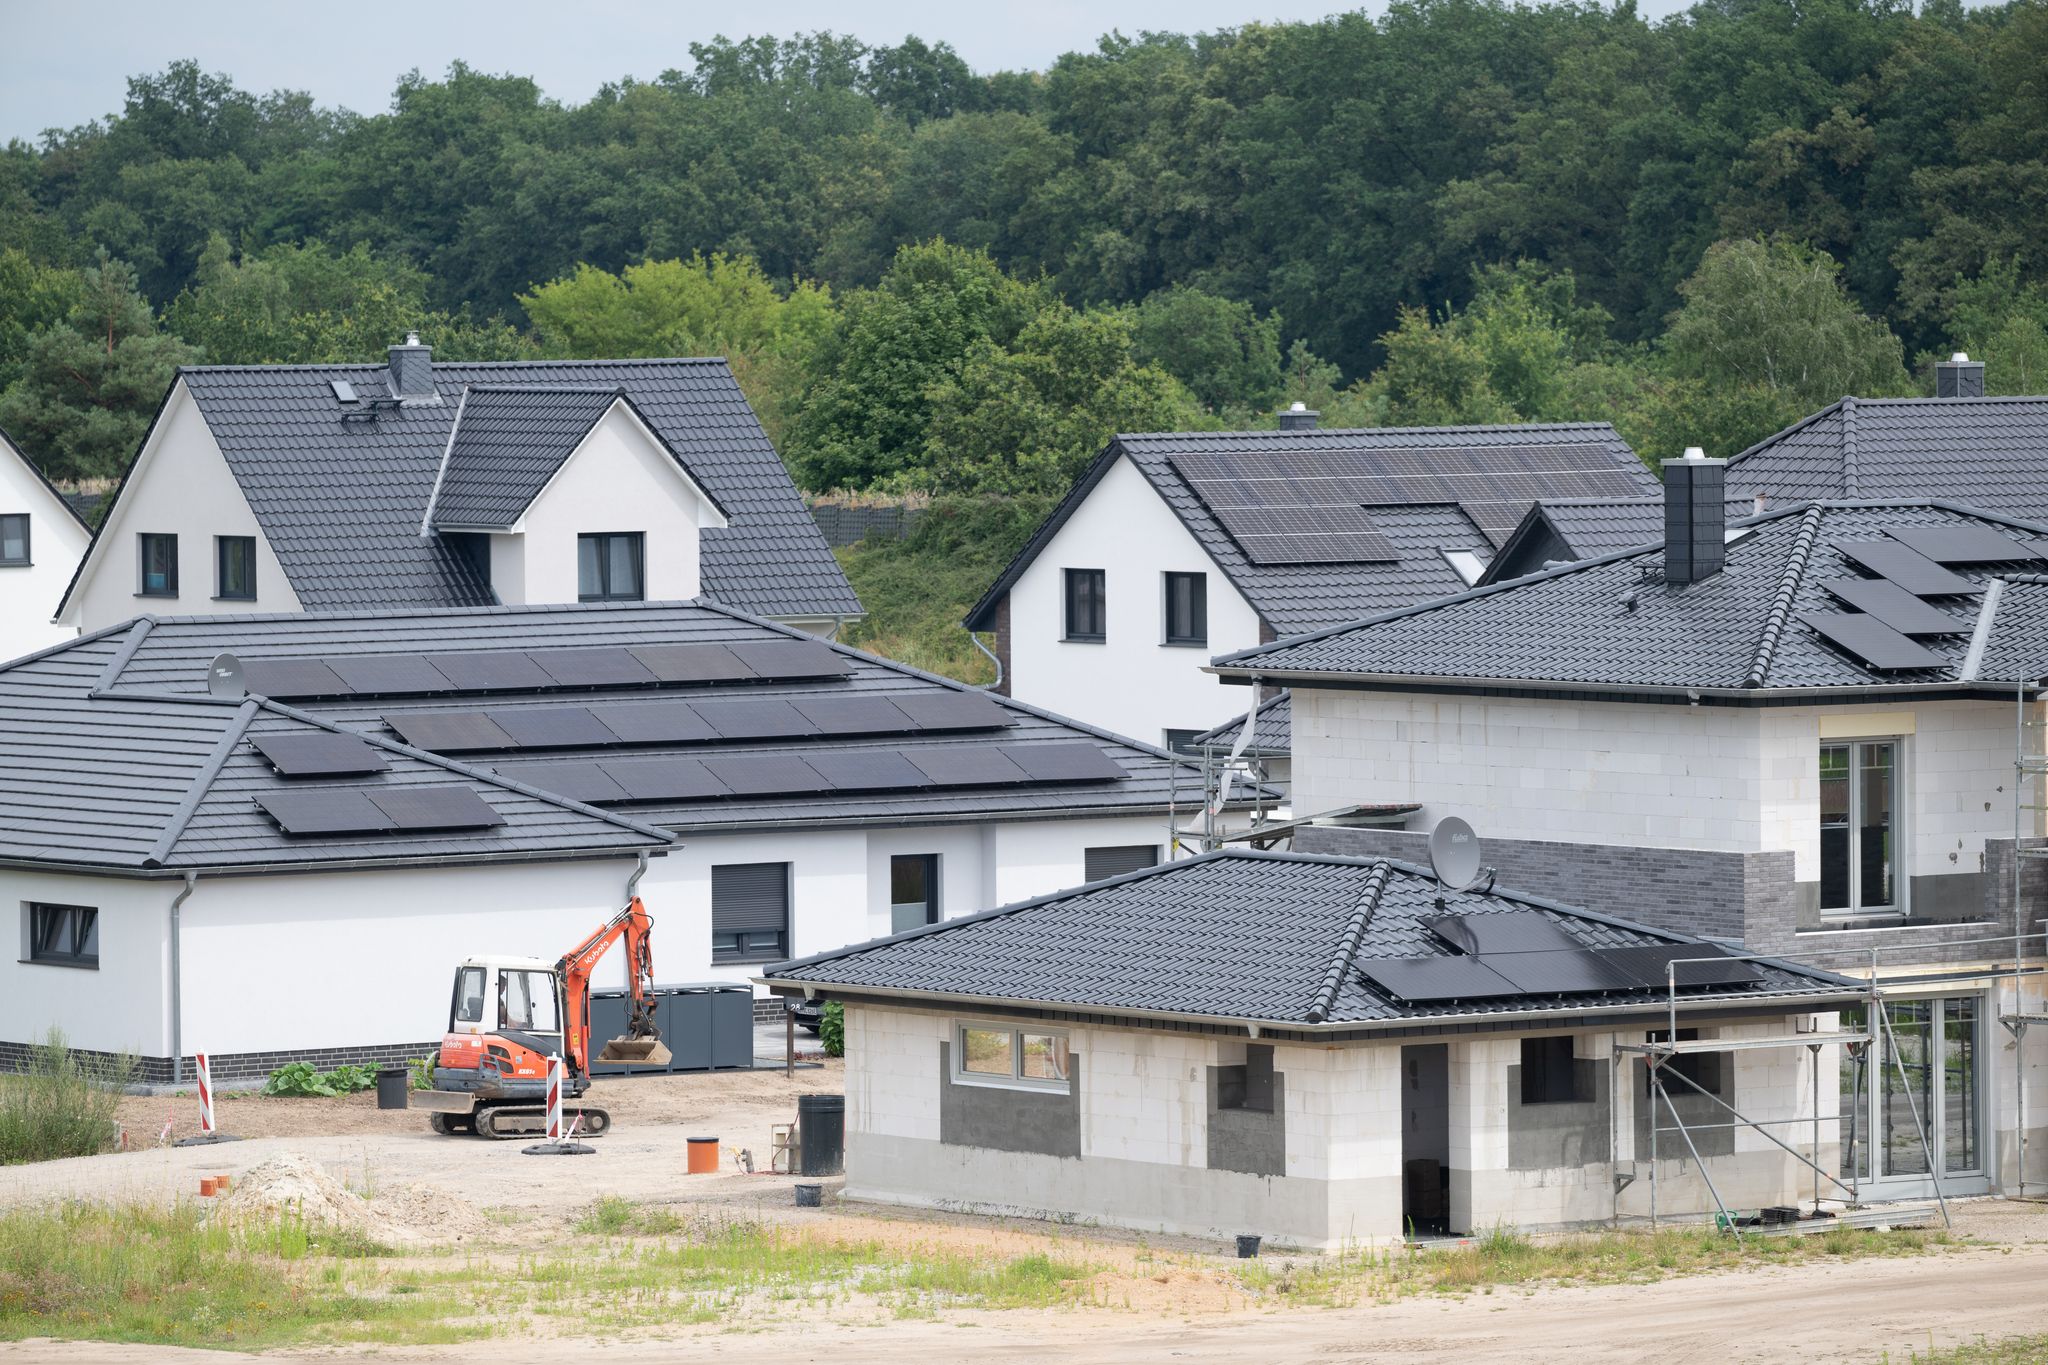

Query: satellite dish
left=1427, top=816, right=1482, bottom=894
left=206, top=653, right=246, bottom=700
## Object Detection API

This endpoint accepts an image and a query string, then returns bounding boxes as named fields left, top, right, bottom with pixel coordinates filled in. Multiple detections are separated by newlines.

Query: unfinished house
left=1211, top=458, right=2048, bottom=1202
left=762, top=849, right=1862, bottom=1248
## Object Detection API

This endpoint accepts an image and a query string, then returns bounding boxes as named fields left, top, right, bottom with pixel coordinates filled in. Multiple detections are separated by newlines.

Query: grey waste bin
left=589, top=982, right=755, bottom=1075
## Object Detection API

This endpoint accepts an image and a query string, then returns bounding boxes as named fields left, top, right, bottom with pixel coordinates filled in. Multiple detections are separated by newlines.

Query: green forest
left=4, top=0, right=2046, bottom=674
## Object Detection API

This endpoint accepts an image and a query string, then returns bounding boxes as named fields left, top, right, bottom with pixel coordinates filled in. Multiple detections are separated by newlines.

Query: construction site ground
left=2, top=1061, right=2046, bottom=1363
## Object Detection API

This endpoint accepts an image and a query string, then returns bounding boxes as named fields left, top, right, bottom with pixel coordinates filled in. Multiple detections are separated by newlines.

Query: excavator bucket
left=598, top=1034, right=672, bottom=1066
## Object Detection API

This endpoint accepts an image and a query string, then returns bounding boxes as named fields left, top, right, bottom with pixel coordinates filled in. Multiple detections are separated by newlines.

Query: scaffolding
left=2010, top=682, right=2048, bottom=1197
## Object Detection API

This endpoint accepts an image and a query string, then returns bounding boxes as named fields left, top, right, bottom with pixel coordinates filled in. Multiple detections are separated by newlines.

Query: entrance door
left=1401, top=1044, right=1452, bottom=1235
left=1840, top=996, right=1986, bottom=1195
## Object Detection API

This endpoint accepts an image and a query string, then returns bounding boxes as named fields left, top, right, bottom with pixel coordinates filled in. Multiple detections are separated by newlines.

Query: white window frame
left=951, top=1021, right=1071, bottom=1094
left=1819, top=737, right=1908, bottom=918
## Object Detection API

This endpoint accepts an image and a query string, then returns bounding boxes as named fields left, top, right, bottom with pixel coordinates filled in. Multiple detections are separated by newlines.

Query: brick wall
left=0, top=1037, right=441, bottom=1087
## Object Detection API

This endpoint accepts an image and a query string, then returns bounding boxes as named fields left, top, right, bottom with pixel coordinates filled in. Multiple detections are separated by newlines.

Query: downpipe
left=969, top=630, right=1005, bottom=690
left=169, top=872, right=197, bottom=1085
left=624, top=849, right=649, bottom=902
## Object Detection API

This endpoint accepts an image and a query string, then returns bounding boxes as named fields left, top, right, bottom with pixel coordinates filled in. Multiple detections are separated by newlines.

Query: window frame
left=1646, top=1029, right=1726, bottom=1099
left=0, top=513, right=28, bottom=567
left=214, top=535, right=257, bottom=601
left=1084, top=844, right=1159, bottom=882
left=889, top=852, right=941, bottom=933
left=1062, top=568, right=1106, bottom=642
left=710, top=860, right=791, bottom=965
left=1518, top=1035, right=1584, bottom=1105
left=577, top=531, right=646, bottom=603
left=23, top=902, right=98, bottom=970
left=1163, top=728, right=1204, bottom=756
left=1819, top=738, right=1906, bottom=918
left=951, top=1021, right=1071, bottom=1094
left=1217, top=1042, right=1275, bottom=1113
left=1162, top=570, right=1208, bottom=646
left=137, top=533, right=179, bottom=597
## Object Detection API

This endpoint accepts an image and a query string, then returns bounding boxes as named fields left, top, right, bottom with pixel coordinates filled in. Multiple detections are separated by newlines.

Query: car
left=788, top=997, right=824, bottom=1035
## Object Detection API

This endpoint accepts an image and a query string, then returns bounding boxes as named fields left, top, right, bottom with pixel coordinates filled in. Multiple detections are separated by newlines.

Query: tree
left=0, top=249, right=86, bottom=393
left=1129, top=286, right=1283, bottom=415
left=0, top=253, right=197, bottom=481
left=1931, top=258, right=2048, bottom=395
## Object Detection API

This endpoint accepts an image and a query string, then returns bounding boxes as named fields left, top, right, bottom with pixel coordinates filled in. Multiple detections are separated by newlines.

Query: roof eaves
left=1724, top=397, right=1848, bottom=469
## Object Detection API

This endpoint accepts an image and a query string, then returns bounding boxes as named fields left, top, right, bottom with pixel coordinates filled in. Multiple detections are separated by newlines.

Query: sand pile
left=212, top=1153, right=492, bottom=1245
left=379, top=1181, right=494, bottom=1243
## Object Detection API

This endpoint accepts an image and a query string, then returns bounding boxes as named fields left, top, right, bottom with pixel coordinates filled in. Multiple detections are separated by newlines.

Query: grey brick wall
left=0, top=1037, right=441, bottom=1087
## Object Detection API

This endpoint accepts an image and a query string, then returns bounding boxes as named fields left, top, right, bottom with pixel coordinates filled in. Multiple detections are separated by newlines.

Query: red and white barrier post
left=196, top=1052, right=215, bottom=1137
left=545, top=1054, right=563, bottom=1141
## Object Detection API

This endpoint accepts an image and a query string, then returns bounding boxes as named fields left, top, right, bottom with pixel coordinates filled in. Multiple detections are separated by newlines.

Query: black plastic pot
left=797, top=1093, right=844, bottom=1176
left=794, top=1183, right=823, bottom=1207
left=375, top=1064, right=410, bottom=1110
left=1236, top=1234, right=1261, bottom=1259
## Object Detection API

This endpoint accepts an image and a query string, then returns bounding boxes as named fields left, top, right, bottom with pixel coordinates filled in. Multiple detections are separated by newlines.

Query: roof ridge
left=1120, top=420, right=1627, bottom=441
left=145, top=698, right=259, bottom=868
left=1724, top=398, right=1848, bottom=467
left=1746, top=505, right=1826, bottom=690
left=177, top=358, right=733, bottom=374
left=1840, top=396, right=1860, bottom=496
left=1305, top=859, right=1391, bottom=1022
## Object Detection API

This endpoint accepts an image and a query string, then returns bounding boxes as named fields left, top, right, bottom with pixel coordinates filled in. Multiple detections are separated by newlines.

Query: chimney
left=1664, top=446, right=1726, bottom=586
left=1277, top=401, right=1320, bottom=432
left=1935, top=351, right=1985, bottom=399
left=387, top=331, right=435, bottom=401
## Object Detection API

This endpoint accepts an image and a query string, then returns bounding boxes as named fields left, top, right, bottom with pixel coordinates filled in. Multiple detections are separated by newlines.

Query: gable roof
left=1726, top=395, right=2048, bottom=518
left=63, top=358, right=859, bottom=621
left=64, top=597, right=1258, bottom=837
left=1, top=423, right=91, bottom=531
left=965, top=424, right=1653, bottom=636
left=1212, top=501, right=2048, bottom=700
left=1477, top=497, right=1665, bottom=587
left=1191, top=689, right=1291, bottom=757
left=761, top=848, right=1856, bottom=1031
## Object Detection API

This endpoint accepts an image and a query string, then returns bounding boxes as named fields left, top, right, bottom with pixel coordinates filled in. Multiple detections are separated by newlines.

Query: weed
left=1892, top=1333, right=2048, bottom=1363
left=0, top=1028, right=131, bottom=1164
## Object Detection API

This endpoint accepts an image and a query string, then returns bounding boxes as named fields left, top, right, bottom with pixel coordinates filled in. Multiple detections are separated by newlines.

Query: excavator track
left=476, top=1104, right=612, bottom=1141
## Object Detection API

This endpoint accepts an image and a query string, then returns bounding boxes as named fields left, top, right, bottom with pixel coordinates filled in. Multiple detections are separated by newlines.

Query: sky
left=0, top=0, right=1703, bottom=144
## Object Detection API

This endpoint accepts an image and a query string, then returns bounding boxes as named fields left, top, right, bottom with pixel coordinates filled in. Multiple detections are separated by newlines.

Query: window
left=0, top=514, right=27, bottom=566
left=1218, top=1043, right=1275, bottom=1112
left=1084, top=844, right=1158, bottom=882
left=1646, top=1029, right=1725, bottom=1098
left=1519, top=1036, right=1582, bottom=1104
left=889, top=853, right=940, bottom=934
left=1441, top=548, right=1486, bottom=586
left=712, top=861, right=790, bottom=963
left=953, top=1023, right=1070, bottom=1091
left=1164, top=728, right=1204, bottom=755
left=453, top=966, right=486, bottom=1024
left=215, top=536, right=256, bottom=600
left=1820, top=740, right=1900, bottom=915
left=138, top=533, right=178, bottom=596
left=578, top=532, right=644, bottom=602
left=497, top=968, right=561, bottom=1032
left=24, top=903, right=97, bottom=969
left=1063, top=568, right=1105, bottom=641
left=1163, top=571, right=1207, bottom=645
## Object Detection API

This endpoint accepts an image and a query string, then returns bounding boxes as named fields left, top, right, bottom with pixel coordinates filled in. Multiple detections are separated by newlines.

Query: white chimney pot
left=1951, top=352, right=1970, bottom=363
left=1682, top=445, right=1707, bottom=461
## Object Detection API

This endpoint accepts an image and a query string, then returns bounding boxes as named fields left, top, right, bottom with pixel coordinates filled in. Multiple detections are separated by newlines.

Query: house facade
left=0, top=426, right=90, bottom=660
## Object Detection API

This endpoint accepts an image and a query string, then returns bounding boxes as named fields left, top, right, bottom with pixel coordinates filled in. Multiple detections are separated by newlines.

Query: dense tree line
left=4, top=1, right=2048, bottom=497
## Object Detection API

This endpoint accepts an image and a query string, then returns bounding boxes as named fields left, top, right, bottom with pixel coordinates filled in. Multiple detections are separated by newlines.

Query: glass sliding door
left=1880, top=1001, right=1934, bottom=1177
left=1841, top=996, right=1987, bottom=1192
left=1942, top=999, right=1980, bottom=1177
left=1818, top=740, right=1900, bottom=916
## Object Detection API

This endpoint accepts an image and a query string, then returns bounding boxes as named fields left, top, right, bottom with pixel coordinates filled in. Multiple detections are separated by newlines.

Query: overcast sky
left=0, top=0, right=1713, bottom=144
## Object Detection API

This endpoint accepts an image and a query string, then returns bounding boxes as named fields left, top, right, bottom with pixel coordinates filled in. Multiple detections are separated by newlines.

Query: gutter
left=168, top=872, right=196, bottom=1084
left=1201, top=666, right=2034, bottom=706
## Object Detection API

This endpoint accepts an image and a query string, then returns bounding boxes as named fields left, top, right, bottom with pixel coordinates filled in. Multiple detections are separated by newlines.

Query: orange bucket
left=199, top=1177, right=218, bottom=1197
left=215, top=1174, right=233, bottom=1192
left=686, top=1136, right=719, bottom=1174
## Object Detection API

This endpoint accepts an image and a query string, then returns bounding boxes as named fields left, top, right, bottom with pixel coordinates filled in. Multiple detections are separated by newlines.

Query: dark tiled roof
left=78, top=598, right=1249, bottom=836
left=966, top=424, right=1653, bottom=636
left=1478, top=497, right=1665, bottom=586
left=428, top=386, right=624, bottom=531
left=1726, top=396, right=2048, bottom=520
left=763, top=849, right=1856, bottom=1028
left=74, top=359, right=859, bottom=620
left=2, top=423, right=91, bottom=530
left=1213, top=501, right=2048, bottom=697
left=1192, top=690, right=1291, bottom=756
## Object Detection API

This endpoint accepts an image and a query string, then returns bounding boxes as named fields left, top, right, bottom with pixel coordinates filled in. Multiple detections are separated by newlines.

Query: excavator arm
left=557, top=896, right=671, bottom=1075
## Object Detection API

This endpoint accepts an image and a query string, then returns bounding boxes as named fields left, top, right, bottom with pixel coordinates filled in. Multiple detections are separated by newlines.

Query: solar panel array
left=383, top=689, right=1016, bottom=754
left=1169, top=444, right=1646, bottom=565
left=255, top=784, right=507, bottom=836
left=1803, top=524, right=2041, bottom=673
left=1358, top=911, right=1762, bottom=1004
left=237, top=640, right=851, bottom=700
left=250, top=732, right=392, bottom=777
left=495, top=741, right=1126, bottom=805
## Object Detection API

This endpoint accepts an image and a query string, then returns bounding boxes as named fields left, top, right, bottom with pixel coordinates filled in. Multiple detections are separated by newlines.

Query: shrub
left=261, top=1062, right=375, bottom=1098
left=407, top=1056, right=437, bottom=1091
left=820, top=1001, right=845, bottom=1058
left=321, top=1064, right=375, bottom=1094
left=0, top=1027, right=132, bottom=1164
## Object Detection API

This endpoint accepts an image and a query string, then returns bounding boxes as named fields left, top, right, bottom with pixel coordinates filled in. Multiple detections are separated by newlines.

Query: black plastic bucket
left=794, top=1182, right=822, bottom=1207
left=375, top=1064, right=410, bottom=1110
left=1236, top=1234, right=1261, bottom=1259
left=797, top=1092, right=845, bottom=1176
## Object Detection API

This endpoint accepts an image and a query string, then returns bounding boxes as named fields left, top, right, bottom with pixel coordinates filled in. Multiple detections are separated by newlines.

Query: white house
left=764, top=850, right=1862, bottom=1247
left=964, top=414, right=1654, bottom=754
left=0, top=425, right=90, bottom=660
left=55, top=337, right=862, bottom=637
left=0, top=598, right=1255, bottom=1080
left=1212, top=463, right=2048, bottom=1202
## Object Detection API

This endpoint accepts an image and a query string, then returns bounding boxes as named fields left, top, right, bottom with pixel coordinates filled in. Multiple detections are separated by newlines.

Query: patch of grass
left=1890, top=1335, right=2048, bottom=1363
left=573, top=1196, right=683, bottom=1237
left=0, top=1028, right=131, bottom=1165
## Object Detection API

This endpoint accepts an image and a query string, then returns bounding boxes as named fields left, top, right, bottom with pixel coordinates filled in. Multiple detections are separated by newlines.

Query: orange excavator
left=415, top=897, right=673, bottom=1139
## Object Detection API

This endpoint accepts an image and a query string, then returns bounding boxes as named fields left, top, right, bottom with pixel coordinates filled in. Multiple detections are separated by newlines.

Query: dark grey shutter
left=1244, top=1043, right=1274, bottom=1112
left=712, top=863, right=789, bottom=936
left=1085, top=845, right=1158, bottom=882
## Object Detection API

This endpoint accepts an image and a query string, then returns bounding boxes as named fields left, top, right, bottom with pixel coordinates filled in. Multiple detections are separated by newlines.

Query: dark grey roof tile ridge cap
left=1306, top=859, right=1392, bottom=1022
left=419, top=386, right=473, bottom=533
left=0, top=617, right=143, bottom=680
left=0, top=420, right=92, bottom=530
left=1743, top=504, right=1829, bottom=689
left=254, top=697, right=678, bottom=844
left=1119, top=420, right=1626, bottom=441
left=1725, top=398, right=1848, bottom=467
left=762, top=849, right=1238, bottom=978
left=178, top=357, right=732, bottom=374
left=91, top=616, right=157, bottom=691
left=458, top=383, right=629, bottom=394
left=1536, top=494, right=1664, bottom=507
left=148, top=597, right=713, bottom=630
left=1841, top=396, right=1861, bottom=496
left=145, top=697, right=260, bottom=868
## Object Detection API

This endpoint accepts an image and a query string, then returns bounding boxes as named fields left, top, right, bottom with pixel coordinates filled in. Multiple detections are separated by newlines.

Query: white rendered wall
left=0, top=870, right=171, bottom=1056
left=0, top=436, right=89, bottom=660
left=495, top=404, right=719, bottom=607
left=66, top=384, right=300, bottom=632
left=1006, top=455, right=1262, bottom=745
left=988, top=813, right=1179, bottom=904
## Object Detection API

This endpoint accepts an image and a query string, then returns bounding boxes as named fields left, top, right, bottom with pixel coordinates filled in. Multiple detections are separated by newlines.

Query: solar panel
left=728, top=640, right=852, bottom=679
left=904, top=747, right=1031, bottom=786
left=1358, top=956, right=1520, bottom=1003
left=586, top=701, right=716, bottom=744
left=803, top=749, right=935, bottom=792
left=493, top=760, right=630, bottom=804
left=366, top=785, right=505, bottom=831
left=383, top=711, right=518, bottom=752
left=422, top=652, right=555, bottom=691
left=1202, top=503, right=1399, bottom=565
left=1593, top=944, right=1763, bottom=989
left=239, top=658, right=352, bottom=698
left=324, top=655, right=456, bottom=696
left=489, top=706, right=620, bottom=749
left=1834, top=541, right=1981, bottom=596
left=691, top=699, right=815, bottom=740
left=1887, top=525, right=2044, bottom=565
left=1821, top=578, right=1971, bottom=635
left=1799, top=612, right=1948, bottom=671
left=626, top=644, right=754, bottom=683
left=526, top=648, right=658, bottom=688
left=1426, top=911, right=1582, bottom=956
left=1004, top=743, right=1127, bottom=783
left=702, top=754, right=833, bottom=796
left=250, top=732, right=392, bottom=777
left=1483, top=949, right=1639, bottom=995
left=254, top=788, right=394, bottom=835
left=600, top=757, right=729, bottom=802
left=791, top=696, right=916, bottom=735
left=892, top=691, right=1016, bottom=731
